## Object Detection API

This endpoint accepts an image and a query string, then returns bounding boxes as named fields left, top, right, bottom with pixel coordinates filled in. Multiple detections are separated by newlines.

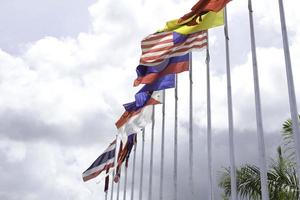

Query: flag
left=160, top=10, right=224, bottom=35
left=135, top=74, right=175, bottom=107
left=116, top=91, right=163, bottom=138
left=82, top=140, right=116, bottom=182
left=123, top=74, right=175, bottom=112
left=178, top=0, right=230, bottom=24
left=114, top=134, right=137, bottom=182
left=104, top=168, right=110, bottom=192
left=114, top=140, right=123, bottom=183
left=140, top=31, right=207, bottom=66
left=117, top=133, right=137, bottom=167
left=134, top=53, right=189, bottom=87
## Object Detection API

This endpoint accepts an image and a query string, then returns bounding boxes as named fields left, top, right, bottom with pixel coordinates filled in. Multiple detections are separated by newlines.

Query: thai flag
left=134, top=53, right=190, bottom=87
left=140, top=30, right=207, bottom=66
left=82, top=140, right=116, bottom=182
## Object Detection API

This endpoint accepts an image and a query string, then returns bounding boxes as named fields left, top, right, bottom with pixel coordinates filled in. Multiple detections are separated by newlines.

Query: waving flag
left=134, top=54, right=189, bottom=87
left=114, top=133, right=137, bottom=182
left=116, top=91, right=163, bottom=138
left=82, top=140, right=116, bottom=182
left=135, top=74, right=175, bottom=107
left=160, top=10, right=224, bottom=35
left=140, top=31, right=207, bottom=66
left=124, top=74, right=175, bottom=112
left=178, top=0, right=230, bottom=24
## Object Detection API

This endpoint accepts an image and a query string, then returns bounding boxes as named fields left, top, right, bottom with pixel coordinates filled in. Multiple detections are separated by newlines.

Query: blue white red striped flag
left=140, top=31, right=207, bottom=66
left=134, top=53, right=189, bottom=87
left=82, top=140, right=116, bottom=182
left=134, top=74, right=175, bottom=108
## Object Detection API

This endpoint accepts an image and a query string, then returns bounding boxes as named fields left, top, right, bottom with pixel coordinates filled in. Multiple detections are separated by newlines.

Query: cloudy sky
left=0, top=0, right=300, bottom=200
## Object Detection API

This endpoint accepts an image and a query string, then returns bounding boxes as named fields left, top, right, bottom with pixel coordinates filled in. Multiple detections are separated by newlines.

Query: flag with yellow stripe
left=159, top=10, right=224, bottom=35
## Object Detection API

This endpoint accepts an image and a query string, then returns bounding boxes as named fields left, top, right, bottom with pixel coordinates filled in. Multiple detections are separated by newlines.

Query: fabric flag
left=123, top=74, right=175, bottom=113
left=114, top=134, right=137, bottom=182
left=178, top=0, right=230, bottom=24
left=140, top=31, right=207, bottom=66
left=114, top=140, right=123, bottom=183
left=82, top=140, right=116, bottom=182
left=104, top=168, right=110, bottom=192
left=160, top=10, right=224, bottom=35
left=116, top=91, right=163, bottom=139
left=134, top=74, right=175, bottom=108
left=134, top=53, right=189, bottom=87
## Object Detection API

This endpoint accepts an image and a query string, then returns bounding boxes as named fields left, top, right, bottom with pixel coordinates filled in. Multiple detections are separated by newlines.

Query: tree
left=218, top=115, right=300, bottom=199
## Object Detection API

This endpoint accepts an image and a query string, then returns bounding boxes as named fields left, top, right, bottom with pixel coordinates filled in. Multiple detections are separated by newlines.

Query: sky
left=0, top=0, right=300, bottom=200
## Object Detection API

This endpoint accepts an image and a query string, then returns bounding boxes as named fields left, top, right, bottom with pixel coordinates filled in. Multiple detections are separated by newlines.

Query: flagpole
left=148, top=106, right=155, bottom=200
left=123, top=165, right=128, bottom=200
left=110, top=135, right=119, bottom=200
left=116, top=168, right=121, bottom=200
left=278, top=0, right=300, bottom=187
left=174, top=75, right=178, bottom=200
left=189, top=51, right=194, bottom=198
left=110, top=170, right=115, bottom=200
left=139, top=129, right=145, bottom=200
left=248, top=1, right=270, bottom=200
left=206, top=33, right=214, bottom=200
left=159, top=90, right=166, bottom=200
left=224, top=7, right=238, bottom=200
left=130, top=135, right=137, bottom=200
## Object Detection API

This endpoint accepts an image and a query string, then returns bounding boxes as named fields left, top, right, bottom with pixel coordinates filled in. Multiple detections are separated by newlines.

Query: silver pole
left=206, top=33, right=214, bottom=200
left=189, top=52, right=194, bottom=198
left=105, top=191, right=108, bottom=200
left=110, top=135, right=119, bottom=200
left=278, top=0, right=300, bottom=187
left=148, top=106, right=155, bottom=200
left=224, top=7, right=238, bottom=200
left=159, top=90, right=166, bottom=200
left=116, top=168, right=121, bottom=200
left=138, top=130, right=145, bottom=200
left=174, top=75, right=178, bottom=200
left=110, top=170, right=115, bottom=200
left=130, top=136, right=137, bottom=200
left=123, top=165, right=128, bottom=200
left=248, top=1, right=270, bottom=199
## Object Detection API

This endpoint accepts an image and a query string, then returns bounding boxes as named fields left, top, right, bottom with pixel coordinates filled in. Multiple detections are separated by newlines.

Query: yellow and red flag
left=160, top=0, right=231, bottom=35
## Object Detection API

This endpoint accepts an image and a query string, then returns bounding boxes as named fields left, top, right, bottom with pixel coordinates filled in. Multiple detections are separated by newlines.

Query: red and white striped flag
left=140, top=31, right=207, bottom=66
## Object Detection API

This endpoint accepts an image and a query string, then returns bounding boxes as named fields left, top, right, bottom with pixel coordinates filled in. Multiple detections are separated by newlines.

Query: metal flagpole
left=110, top=135, right=119, bottom=200
left=130, top=135, right=137, bottom=200
left=206, top=33, right=214, bottom=200
left=174, top=75, right=178, bottom=200
left=224, top=7, right=238, bottom=200
left=278, top=0, right=300, bottom=186
left=139, top=129, right=145, bottom=200
left=159, top=90, right=166, bottom=200
left=123, top=165, right=128, bottom=200
left=248, top=1, right=270, bottom=200
left=116, top=168, right=121, bottom=200
left=105, top=191, right=108, bottom=200
left=110, top=170, right=115, bottom=200
left=189, top=52, right=194, bottom=198
left=148, top=106, right=155, bottom=200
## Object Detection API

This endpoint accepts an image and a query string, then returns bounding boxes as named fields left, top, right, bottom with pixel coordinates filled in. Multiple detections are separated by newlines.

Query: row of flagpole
left=102, top=1, right=299, bottom=200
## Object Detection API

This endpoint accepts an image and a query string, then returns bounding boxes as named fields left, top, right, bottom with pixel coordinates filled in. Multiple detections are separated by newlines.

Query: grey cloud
left=0, top=108, right=115, bottom=146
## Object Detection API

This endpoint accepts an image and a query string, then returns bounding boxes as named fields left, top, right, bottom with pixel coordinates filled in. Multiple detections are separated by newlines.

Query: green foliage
left=219, top=115, right=300, bottom=200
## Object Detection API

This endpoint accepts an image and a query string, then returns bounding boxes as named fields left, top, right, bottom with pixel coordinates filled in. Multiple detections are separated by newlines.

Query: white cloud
left=0, top=0, right=300, bottom=199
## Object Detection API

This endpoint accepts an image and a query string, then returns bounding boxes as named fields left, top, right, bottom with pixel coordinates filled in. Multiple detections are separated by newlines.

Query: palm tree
left=282, top=115, right=300, bottom=162
left=219, top=115, right=300, bottom=200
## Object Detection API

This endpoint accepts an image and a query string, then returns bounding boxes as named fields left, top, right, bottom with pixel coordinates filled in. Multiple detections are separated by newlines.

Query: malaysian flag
left=140, top=31, right=207, bottom=66
left=82, top=140, right=116, bottom=182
